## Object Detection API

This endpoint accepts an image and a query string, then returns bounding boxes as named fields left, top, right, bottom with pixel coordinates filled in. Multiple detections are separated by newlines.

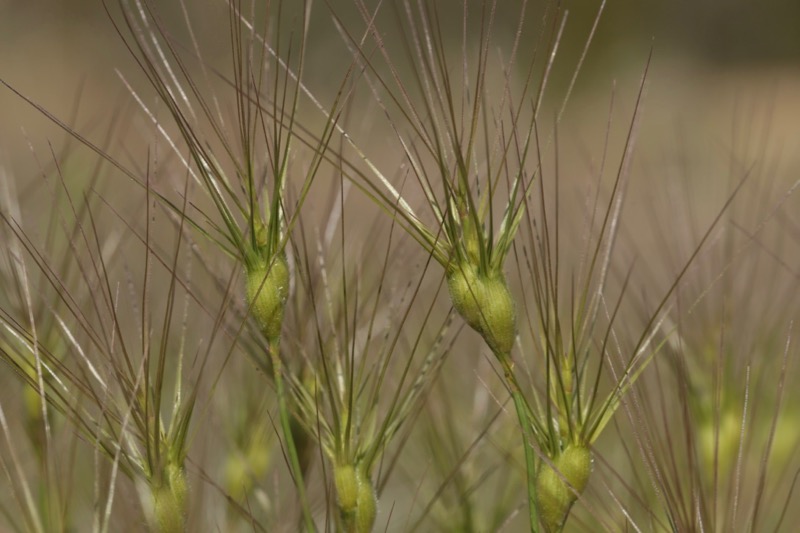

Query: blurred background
left=2, top=0, right=799, bottom=149
left=2, top=0, right=800, bottom=134
left=2, top=0, right=799, bottom=203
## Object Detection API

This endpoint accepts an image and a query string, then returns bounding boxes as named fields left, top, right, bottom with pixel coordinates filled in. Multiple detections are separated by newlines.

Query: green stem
left=270, top=340, right=315, bottom=532
left=498, top=352, right=539, bottom=533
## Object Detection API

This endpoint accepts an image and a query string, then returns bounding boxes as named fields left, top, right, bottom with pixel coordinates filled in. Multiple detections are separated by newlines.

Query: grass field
left=1, top=1, right=799, bottom=531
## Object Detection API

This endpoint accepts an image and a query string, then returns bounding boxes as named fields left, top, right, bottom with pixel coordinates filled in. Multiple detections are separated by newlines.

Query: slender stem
left=270, top=340, right=315, bottom=532
left=498, top=351, right=539, bottom=533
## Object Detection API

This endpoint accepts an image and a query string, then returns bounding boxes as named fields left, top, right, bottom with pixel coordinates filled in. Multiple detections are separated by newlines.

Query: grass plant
left=0, top=163, right=219, bottom=532
left=1, top=0, right=799, bottom=532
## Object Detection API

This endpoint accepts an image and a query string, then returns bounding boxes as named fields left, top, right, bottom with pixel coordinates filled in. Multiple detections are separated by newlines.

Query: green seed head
left=153, top=462, right=188, bottom=533
left=354, top=469, right=377, bottom=533
left=535, top=444, right=592, bottom=532
left=246, top=254, right=289, bottom=344
left=334, top=463, right=359, bottom=513
left=223, top=434, right=271, bottom=501
left=223, top=455, right=250, bottom=501
left=447, top=262, right=516, bottom=355
left=334, top=464, right=377, bottom=533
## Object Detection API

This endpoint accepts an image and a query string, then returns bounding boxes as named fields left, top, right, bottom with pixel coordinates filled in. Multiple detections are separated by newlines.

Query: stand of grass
left=322, top=1, right=749, bottom=529
left=101, top=0, right=362, bottom=528
left=1, top=1, right=799, bottom=531
left=0, top=160, right=231, bottom=531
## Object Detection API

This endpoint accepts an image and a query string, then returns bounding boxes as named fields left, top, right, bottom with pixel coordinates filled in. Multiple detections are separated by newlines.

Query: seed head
left=153, top=462, right=188, bottom=533
left=246, top=254, right=289, bottom=344
left=334, top=463, right=377, bottom=533
left=535, top=444, right=592, bottom=532
left=447, top=261, right=516, bottom=355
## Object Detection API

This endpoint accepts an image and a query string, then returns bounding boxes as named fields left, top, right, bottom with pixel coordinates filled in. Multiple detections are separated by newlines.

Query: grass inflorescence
left=1, top=0, right=799, bottom=532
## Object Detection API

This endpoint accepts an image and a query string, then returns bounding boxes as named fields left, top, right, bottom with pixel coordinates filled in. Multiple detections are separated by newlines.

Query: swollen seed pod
left=223, top=433, right=271, bottom=501
left=334, top=463, right=359, bottom=514
left=354, top=469, right=377, bottom=533
left=447, top=262, right=516, bottom=355
left=153, top=462, right=188, bottom=533
left=334, top=463, right=377, bottom=533
left=535, top=444, right=592, bottom=532
left=245, top=253, right=289, bottom=344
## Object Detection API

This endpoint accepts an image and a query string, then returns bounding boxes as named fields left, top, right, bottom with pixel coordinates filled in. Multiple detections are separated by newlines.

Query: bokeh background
left=2, top=0, right=800, bottom=166
left=3, top=0, right=800, bottom=137
left=2, top=0, right=800, bottom=212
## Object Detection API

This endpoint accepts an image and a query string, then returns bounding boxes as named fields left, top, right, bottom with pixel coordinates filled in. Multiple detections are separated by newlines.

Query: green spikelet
left=335, top=463, right=359, bottom=515
left=152, top=462, right=188, bottom=533
left=354, top=469, right=377, bottom=533
left=447, top=261, right=516, bottom=355
left=535, top=444, right=592, bottom=532
left=245, top=253, right=289, bottom=344
left=334, top=464, right=377, bottom=533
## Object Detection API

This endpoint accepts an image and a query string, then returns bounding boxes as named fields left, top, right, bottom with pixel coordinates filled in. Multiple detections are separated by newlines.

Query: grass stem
left=499, top=352, right=539, bottom=533
left=269, top=339, right=315, bottom=532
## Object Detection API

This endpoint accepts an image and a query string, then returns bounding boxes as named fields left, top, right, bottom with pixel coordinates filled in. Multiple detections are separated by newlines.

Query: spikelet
left=535, top=444, right=592, bottom=532
left=152, top=462, right=188, bottom=533
left=447, top=261, right=516, bottom=356
left=245, top=253, right=289, bottom=344
left=334, top=463, right=377, bottom=533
